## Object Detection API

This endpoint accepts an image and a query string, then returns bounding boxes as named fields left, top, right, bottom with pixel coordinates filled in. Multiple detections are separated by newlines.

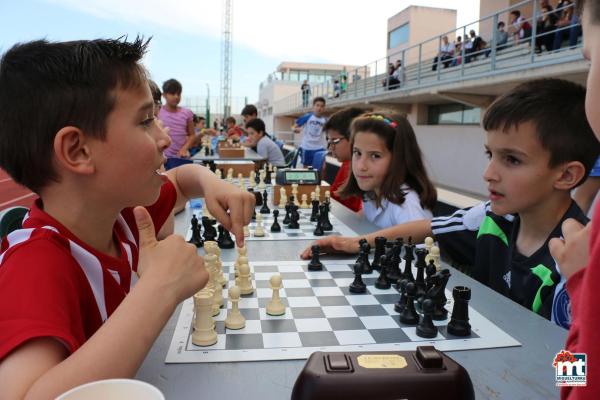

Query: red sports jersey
left=0, top=180, right=176, bottom=360
left=330, top=161, right=362, bottom=212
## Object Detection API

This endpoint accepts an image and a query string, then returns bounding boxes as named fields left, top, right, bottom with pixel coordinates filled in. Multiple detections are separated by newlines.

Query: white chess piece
left=243, top=225, right=250, bottom=237
left=314, top=185, right=321, bottom=201
left=279, top=195, right=287, bottom=209
left=425, top=245, right=441, bottom=271
left=266, top=275, right=285, bottom=316
left=237, top=263, right=254, bottom=295
left=300, top=194, right=309, bottom=209
left=254, top=214, right=265, bottom=237
left=235, top=247, right=248, bottom=274
left=424, top=237, right=434, bottom=253
left=325, top=190, right=331, bottom=203
left=216, top=169, right=222, bottom=179
left=235, top=255, right=249, bottom=278
left=192, top=291, right=217, bottom=346
left=205, top=242, right=226, bottom=287
left=258, top=171, right=266, bottom=189
left=249, top=171, right=256, bottom=188
left=224, top=286, right=245, bottom=330
left=291, top=184, right=299, bottom=205
left=227, top=168, right=234, bottom=179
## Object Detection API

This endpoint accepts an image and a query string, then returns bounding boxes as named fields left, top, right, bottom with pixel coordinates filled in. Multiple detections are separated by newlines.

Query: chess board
left=166, top=259, right=520, bottom=363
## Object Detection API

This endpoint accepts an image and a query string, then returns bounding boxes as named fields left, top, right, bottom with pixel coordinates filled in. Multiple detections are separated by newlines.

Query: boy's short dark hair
left=0, top=37, right=149, bottom=193
left=483, top=78, right=600, bottom=184
left=576, top=0, right=600, bottom=23
left=511, top=10, right=521, bottom=17
left=148, top=79, right=161, bottom=104
left=241, top=104, right=257, bottom=116
left=162, top=78, right=182, bottom=94
left=245, top=118, right=266, bottom=134
left=226, top=116, right=236, bottom=125
left=323, top=107, right=365, bottom=139
left=498, top=21, right=505, bottom=28
left=313, top=96, right=326, bottom=105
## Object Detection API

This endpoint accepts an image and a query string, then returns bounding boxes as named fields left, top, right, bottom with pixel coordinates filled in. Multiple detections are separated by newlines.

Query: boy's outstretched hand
left=549, top=218, right=591, bottom=280
left=300, top=235, right=362, bottom=259
left=134, top=206, right=208, bottom=303
left=204, top=180, right=255, bottom=247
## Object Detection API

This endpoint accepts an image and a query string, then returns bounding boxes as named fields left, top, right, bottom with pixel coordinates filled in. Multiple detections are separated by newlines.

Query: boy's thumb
left=134, top=206, right=156, bottom=248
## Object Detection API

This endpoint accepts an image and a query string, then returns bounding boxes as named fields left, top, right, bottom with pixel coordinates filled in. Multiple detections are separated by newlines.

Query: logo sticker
left=554, top=350, right=587, bottom=387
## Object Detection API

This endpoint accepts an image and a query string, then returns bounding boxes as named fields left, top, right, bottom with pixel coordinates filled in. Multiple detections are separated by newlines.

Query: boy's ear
left=53, top=127, right=95, bottom=175
left=554, top=161, right=586, bottom=190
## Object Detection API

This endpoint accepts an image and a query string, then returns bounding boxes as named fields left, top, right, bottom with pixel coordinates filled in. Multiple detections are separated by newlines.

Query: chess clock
left=276, top=169, right=320, bottom=185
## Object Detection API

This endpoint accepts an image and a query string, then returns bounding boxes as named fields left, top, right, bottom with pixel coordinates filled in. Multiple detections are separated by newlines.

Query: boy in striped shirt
left=0, top=38, right=255, bottom=398
left=302, top=79, right=600, bottom=329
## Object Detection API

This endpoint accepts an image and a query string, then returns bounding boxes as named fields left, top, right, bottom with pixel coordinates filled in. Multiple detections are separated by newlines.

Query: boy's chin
left=489, top=201, right=513, bottom=216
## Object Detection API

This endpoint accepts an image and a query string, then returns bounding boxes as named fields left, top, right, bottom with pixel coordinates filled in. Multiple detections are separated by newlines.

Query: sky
left=0, top=0, right=480, bottom=113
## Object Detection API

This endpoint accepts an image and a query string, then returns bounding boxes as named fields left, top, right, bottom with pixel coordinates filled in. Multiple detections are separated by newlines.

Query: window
left=428, top=104, right=481, bottom=125
left=388, top=23, right=409, bottom=49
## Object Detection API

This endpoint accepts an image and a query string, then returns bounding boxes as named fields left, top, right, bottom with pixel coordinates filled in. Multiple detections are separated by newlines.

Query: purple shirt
left=159, top=106, right=193, bottom=157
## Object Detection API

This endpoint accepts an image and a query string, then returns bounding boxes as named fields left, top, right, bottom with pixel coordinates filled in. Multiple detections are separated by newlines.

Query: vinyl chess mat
left=166, top=259, right=521, bottom=363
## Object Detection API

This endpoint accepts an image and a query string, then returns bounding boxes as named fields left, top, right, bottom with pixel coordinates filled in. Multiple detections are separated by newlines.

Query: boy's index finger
left=227, top=200, right=246, bottom=248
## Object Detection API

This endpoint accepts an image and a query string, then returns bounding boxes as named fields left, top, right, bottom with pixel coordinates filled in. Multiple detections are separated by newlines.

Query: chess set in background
left=166, top=238, right=520, bottom=364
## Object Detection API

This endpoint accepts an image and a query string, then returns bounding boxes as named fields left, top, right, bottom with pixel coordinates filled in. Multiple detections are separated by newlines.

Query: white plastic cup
left=55, top=379, right=164, bottom=400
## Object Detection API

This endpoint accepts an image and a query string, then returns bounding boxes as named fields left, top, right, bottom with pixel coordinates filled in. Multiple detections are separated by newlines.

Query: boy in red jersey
left=0, top=38, right=254, bottom=398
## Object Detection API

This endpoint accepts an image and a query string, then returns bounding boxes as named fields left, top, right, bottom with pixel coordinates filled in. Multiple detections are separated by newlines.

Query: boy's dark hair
left=498, top=21, right=506, bottom=28
left=313, top=96, right=326, bottom=105
left=0, top=37, right=150, bottom=193
left=241, top=104, right=258, bottom=116
left=511, top=10, right=521, bottom=17
left=576, top=0, right=600, bottom=23
left=226, top=116, right=236, bottom=125
left=148, top=79, right=161, bottom=104
left=245, top=118, right=266, bottom=134
left=339, top=114, right=437, bottom=210
left=483, top=78, right=600, bottom=185
left=323, top=107, right=365, bottom=139
left=193, top=114, right=205, bottom=124
left=162, top=78, right=182, bottom=94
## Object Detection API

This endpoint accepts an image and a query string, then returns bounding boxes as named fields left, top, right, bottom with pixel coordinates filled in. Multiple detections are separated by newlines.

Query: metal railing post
left=417, top=44, right=422, bottom=85
left=363, top=66, right=367, bottom=96
left=531, top=0, right=538, bottom=63
left=461, top=26, right=466, bottom=77
left=436, top=36, right=442, bottom=81
left=401, top=50, right=406, bottom=88
left=491, top=13, right=498, bottom=71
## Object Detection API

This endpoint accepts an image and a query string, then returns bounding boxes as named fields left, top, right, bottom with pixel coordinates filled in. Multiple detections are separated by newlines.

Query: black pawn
left=204, top=146, right=209, bottom=156
left=310, top=199, right=320, bottom=222
left=416, top=299, right=438, bottom=338
left=320, top=204, right=333, bottom=231
left=188, top=215, right=203, bottom=248
left=399, top=282, right=419, bottom=325
left=288, top=205, right=300, bottom=229
left=308, top=245, right=323, bottom=271
left=414, top=248, right=427, bottom=299
left=375, top=255, right=391, bottom=289
left=217, top=225, right=225, bottom=247
left=260, top=191, right=270, bottom=214
left=394, top=279, right=409, bottom=313
left=270, top=210, right=282, bottom=232
left=447, top=286, right=471, bottom=336
left=202, top=217, right=217, bottom=242
left=360, top=242, right=373, bottom=274
left=371, top=237, right=386, bottom=271
left=313, top=217, right=324, bottom=236
left=253, top=190, right=263, bottom=206
left=349, top=263, right=367, bottom=293
left=283, top=203, right=292, bottom=225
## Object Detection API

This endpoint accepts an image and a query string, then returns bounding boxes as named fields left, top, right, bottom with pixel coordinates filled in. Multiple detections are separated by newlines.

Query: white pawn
left=254, top=214, right=265, bottom=237
left=300, top=194, right=309, bottom=209
left=258, top=171, right=266, bottom=189
left=310, top=191, right=316, bottom=201
left=291, top=184, right=299, bottom=205
left=235, top=247, right=248, bottom=275
left=425, top=245, right=441, bottom=271
left=424, top=236, right=434, bottom=253
left=192, top=291, right=217, bottom=346
left=266, top=275, right=285, bottom=316
left=279, top=195, right=287, bottom=209
left=235, top=255, right=248, bottom=278
left=227, top=168, right=234, bottom=181
left=216, top=169, right=222, bottom=179
left=249, top=171, right=256, bottom=188
left=325, top=190, right=331, bottom=204
left=314, top=185, right=321, bottom=201
left=225, top=286, right=245, bottom=330
left=243, top=225, right=250, bottom=237
left=237, top=263, right=254, bottom=295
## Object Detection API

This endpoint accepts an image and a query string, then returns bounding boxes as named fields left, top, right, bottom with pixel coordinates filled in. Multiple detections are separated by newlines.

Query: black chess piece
left=209, top=148, right=214, bottom=156
left=320, top=203, right=333, bottom=231
left=188, top=215, right=203, bottom=248
left=219, top=226, right=235, bottom=249
left=260, top=191, right=270, bottom=214
left=416, top=299, right=438, bottom=338
left=313, top=217, right=324, bottom=236
left=394, top=278, right=409, bottom=313
left=375, top=255, right=391, bottom=289
left=253, top=190, right=263, bottom=206
left=371, top=237, right=386, bottom=271
left=204, top=146, right=210, bottom=156
left=447, top=286, right=471, bottom=336
left=270, top=210, right=282, bottom=232
left=399, top=282, right=419, bottom=325
left=288, top=204, right=300, bottom=229
left=349, top=262, right=367, bottom=293
left=201, top=217, right=217, bottom=242
left=427, top=269, right=451, bottom=321
left=216, top=225, right=225, bottom=247
left=264, top=168, right=272, bottom=184
left=283, top=203, right=292, bottom=225
left=310, top=199, right=320, bottom=222
left=254, top=168, right=261, bottom=184
left=402, top=242, right=415, bottom=282
left=308, top=245, right=324, bottom=271
left=208, top=161, right=216, bottom=173
left=386, top=240, right=403, bottom=283
left=220, top=168, right=226, bottom=180
left=414, top=248, right=427, bottom=298
left=359, top=242, right=373, bottom=274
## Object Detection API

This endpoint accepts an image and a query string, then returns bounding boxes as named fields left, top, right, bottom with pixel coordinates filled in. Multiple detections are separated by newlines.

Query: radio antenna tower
left=220, top=0, right=233, bottom=120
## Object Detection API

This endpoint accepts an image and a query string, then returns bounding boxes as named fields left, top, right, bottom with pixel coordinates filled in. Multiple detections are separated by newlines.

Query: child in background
left=0, top=38, right=255, bottom=398
left=549, top=1, right=600, bottom=398
left=245, top=118, right=285, bottom=166
left=302, top=79, right=599, bottom=331
left=293, top=97, right=327, bottom=168
left=225, top=116, right=244, bottom=141
left=323, top=107, right=364, bottom=212
left=159, top=78, right=195, bottom=159
left=338, top=114, right=436, bottom=229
